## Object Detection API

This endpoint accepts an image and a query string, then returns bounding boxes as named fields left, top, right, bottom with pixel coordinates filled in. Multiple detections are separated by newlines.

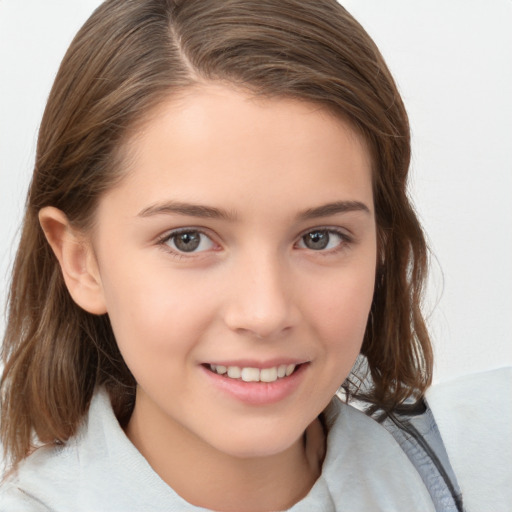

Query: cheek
left=305, top=261, right=375, bottom=358
left=99, top=260, right=216, bottom=363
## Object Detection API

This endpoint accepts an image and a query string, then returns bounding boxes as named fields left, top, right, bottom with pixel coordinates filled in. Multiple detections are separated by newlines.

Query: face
left=90, top=84, right=376, bottom=459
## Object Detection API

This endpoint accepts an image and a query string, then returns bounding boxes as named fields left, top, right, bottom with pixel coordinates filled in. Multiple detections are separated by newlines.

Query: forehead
left=102, top=83, right=374, bottom=220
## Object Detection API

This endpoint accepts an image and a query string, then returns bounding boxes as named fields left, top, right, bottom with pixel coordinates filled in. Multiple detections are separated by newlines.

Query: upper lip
left=202, top=358, right=309, bottom=369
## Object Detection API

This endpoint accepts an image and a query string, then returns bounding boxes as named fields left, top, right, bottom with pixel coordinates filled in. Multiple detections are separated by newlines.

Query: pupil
left=305, top=231, right=329, bottom=250
left=174, top=232, right=200, bottom=252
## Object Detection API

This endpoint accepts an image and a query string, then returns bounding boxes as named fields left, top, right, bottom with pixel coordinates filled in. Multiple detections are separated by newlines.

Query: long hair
left=1, top=0, right=432, bottom=469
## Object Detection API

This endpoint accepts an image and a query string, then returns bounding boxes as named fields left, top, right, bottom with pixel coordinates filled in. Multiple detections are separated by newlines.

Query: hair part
left=1, top=0, right=432, bottom=469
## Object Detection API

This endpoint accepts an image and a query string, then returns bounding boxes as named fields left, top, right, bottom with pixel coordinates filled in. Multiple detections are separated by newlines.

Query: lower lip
left=201, top=364, right=308, bottom=406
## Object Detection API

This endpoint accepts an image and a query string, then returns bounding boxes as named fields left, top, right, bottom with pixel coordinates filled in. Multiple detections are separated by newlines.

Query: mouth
left=201, top=361, right=309, bottom=405
left=203, top=363, right=303, bottom=383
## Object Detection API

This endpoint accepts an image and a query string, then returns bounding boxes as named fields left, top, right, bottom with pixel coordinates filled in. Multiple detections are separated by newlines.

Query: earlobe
left=38, top=207, right=107, bottom=315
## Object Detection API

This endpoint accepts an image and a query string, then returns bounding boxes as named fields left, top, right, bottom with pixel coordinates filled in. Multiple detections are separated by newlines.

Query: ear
left=39, top=207, right=107, bottom=315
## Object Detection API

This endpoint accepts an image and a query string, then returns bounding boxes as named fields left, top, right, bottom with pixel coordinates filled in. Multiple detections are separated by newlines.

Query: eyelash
left=157, top=228, right=217, bottom=259
left=157, top=227, right=353, bottom=259
left=295, top=228, right=353, bottom=255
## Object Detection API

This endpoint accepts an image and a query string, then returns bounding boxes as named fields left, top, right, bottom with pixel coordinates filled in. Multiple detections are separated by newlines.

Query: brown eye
left=166, top=230, right=214, bottom=253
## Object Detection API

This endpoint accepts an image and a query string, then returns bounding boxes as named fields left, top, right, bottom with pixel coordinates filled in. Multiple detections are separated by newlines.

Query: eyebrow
left=137, top=199, right=370, bottom=221
left=138, top=201, right=236, bottom=221
left=297, top=200, right=371, bottom=220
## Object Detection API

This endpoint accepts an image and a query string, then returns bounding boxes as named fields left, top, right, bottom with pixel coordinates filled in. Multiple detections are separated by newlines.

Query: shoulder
left=0, top=440, right=81, bottom=511
left=318, top=399, right=436, bottom=511
left=326, top=399, right=430, bottom=472
left=0, top=390, right=106, bottom=510
left=426, top=367, right=512, bottom=512
left=0, top=485, right=45, bottom=511
left=0, top=409, right=90, bottom=511
left=0, top=389, right=185, bottom=511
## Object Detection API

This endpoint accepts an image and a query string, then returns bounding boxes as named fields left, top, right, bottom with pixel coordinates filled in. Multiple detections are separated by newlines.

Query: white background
left=1, top=1, right=511, bottom=384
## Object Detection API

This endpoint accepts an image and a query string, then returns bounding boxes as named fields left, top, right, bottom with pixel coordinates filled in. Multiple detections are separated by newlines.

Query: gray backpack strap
left=378, top=400, right=465, bottom=512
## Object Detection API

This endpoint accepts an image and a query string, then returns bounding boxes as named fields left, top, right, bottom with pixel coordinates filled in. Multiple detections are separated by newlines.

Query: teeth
left=209, top=363, right=297, bottom=382
left=260, top=367, right=277, bottom=383
left=216, top=365, right=227, bottom=375
left=227, top=366, right=241, bottom=379
left=241, top=367, right=260, bottom=382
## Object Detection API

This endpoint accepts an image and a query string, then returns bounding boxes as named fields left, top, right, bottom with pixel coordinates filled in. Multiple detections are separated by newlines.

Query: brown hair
left=1, top=0, right=432, bottom=469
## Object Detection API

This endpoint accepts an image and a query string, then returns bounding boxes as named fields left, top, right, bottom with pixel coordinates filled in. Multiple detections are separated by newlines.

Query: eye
left=163, top=229, right=215, bottom=253
left=297, top=229, right=347, bottom=251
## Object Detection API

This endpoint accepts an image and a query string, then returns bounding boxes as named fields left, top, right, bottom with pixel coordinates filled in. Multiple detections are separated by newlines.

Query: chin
left=205, top=422, right=307, bottom=460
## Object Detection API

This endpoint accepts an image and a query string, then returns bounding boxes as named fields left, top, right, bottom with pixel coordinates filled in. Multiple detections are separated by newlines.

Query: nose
left=223, top=253, right=298, bottom=340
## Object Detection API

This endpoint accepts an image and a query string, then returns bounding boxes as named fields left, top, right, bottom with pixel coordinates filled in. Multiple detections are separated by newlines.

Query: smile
left=202, top=361, right=308, bottom=405
left=208, top=364, right=297, bottom=383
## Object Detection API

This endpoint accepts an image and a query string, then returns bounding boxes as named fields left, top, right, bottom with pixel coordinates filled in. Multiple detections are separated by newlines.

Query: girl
left=1, top=0, right=464, bottom=510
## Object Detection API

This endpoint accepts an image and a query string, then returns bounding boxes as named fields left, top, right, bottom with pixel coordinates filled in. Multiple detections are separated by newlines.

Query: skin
left=41, top=84, right=377, bottom=511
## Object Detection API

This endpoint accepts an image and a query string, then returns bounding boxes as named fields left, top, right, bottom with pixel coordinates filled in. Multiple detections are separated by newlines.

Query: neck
left=125, top=396, right=325, bottom=512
